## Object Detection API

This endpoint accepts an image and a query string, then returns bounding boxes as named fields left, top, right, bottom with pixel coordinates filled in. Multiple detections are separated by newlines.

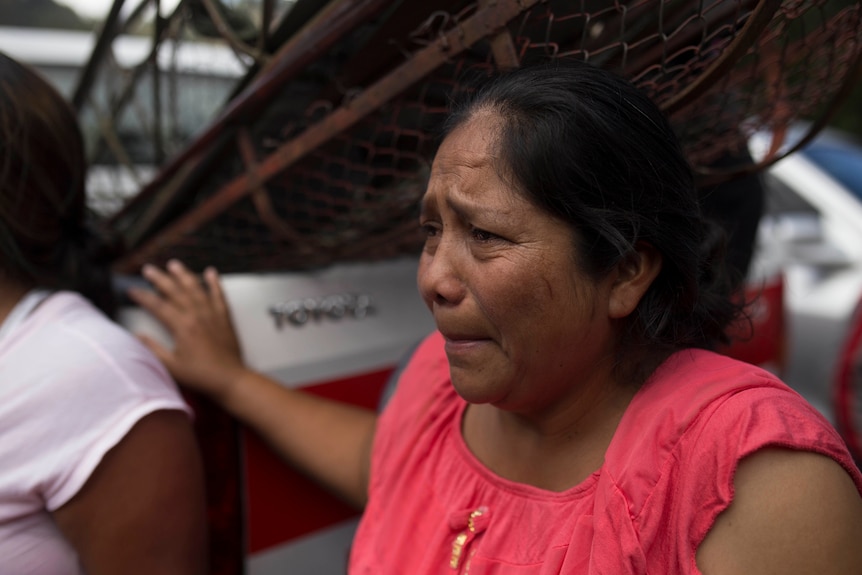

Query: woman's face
left=418, top=112, right=621, bottom=414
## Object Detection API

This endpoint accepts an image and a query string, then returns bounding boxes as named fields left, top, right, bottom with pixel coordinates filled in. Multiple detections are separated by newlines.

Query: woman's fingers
left=140, top=263, right=188, bottom=309
left=203, top=266, right=229, bottom=318
left=130, top=262, right=246, bottom=395
left=167, top=259, right=210, bottom=311
left=202, top=266, right=243, bottom=358
left=140, top=260, right=204, bottom=310
left=131, top=260, right=214, bottom=332
left=127, top=285, right=177, bottom=330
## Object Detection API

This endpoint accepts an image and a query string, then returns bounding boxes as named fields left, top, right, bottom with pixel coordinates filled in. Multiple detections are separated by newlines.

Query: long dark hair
left=0, top=52, right=118, bottom=316
left=444, top=60, right=741, bottom=356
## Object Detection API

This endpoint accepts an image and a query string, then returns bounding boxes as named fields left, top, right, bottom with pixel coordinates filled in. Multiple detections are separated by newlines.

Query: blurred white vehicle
left=749, top=127, right=862, bottom=422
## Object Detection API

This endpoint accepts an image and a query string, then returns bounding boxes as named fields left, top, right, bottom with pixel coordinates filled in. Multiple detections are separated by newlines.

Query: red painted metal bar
left=115, top=0, right=541, bottom=272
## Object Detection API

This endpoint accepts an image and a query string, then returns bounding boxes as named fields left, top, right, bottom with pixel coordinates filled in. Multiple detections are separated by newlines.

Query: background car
left=748, top=126, right=862, bottom=436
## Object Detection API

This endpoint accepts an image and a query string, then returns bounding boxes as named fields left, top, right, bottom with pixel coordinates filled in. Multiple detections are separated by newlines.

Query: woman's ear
left=608, top=242, right=662, bottom=319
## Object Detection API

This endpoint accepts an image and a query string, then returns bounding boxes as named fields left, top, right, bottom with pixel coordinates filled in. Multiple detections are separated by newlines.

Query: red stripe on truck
left=244, top=367, right=394, bottom=553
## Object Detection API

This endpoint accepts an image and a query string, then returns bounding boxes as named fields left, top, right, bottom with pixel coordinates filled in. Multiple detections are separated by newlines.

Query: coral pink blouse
left=350, top=331, right=862, bottom=574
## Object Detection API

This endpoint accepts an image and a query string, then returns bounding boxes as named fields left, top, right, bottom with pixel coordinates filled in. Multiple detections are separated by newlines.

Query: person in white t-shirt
left=0, top=52, right=207, bottom=575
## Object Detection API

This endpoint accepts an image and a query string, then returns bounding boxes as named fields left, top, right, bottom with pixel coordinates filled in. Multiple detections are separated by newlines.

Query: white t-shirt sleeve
left=42, top=327, right=191, bottom=511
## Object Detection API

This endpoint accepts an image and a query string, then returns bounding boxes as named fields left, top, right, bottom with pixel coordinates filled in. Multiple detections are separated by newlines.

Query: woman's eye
left=420, top=222, right=439, bottom=237
left=470, top=227, right=498, bottom=242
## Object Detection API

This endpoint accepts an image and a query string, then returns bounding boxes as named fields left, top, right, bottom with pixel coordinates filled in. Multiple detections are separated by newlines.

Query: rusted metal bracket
left=478, top=0, right=520, bottom=69
left=237, top=128, right=309, bottom=244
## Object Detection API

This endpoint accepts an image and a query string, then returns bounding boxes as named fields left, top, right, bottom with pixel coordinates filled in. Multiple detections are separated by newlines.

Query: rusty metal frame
left=74, top=0, right=218, bottom=172
left=199, top=0, right=267, bottom=62
left=71, top=0, right=163, bottom=111
left=695, top=30, right=862, bottom=185
left=237, top=127, right=308, bottom=245
left=115, top=0, right=542, bottom=272
left=71, top=0, right=128, bottom=112
left=110, top=0, right=396, bottom=232
left=478, top=0, right=520, bottom=69
left=85, top=18, right=174, bottom=165
left=659, top=0, right=783, bottom=115
left=104, top=0, right=862, bottom=270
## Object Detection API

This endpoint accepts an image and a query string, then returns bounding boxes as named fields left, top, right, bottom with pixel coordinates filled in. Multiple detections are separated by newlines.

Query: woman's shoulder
left=604, top=348, right=858, bottom=509
left=596, top=349, right=861, bottom=571
left=37, top=291, right=125, bottom=334
left=615, top=348, right=819, bottom=449
left=6, top=291, right=179, bottom=398
left=30, top=291, right=155, bottom=357
left=697, top=446, right=862, bottom=575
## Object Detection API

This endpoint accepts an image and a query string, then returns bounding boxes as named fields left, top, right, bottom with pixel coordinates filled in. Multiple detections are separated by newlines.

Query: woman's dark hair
left=444, top=60, right=742, bottom=354
left=0, top=52, right=118, bottom=317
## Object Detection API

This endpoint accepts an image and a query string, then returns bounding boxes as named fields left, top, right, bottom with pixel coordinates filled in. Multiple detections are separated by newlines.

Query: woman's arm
left=697, top=447, right=862, bottom=574
left=128, top=260, right=376, bottom=507
left=52, top=410, right=207, bottom=575
left=213, top=368, right=377, bottom=507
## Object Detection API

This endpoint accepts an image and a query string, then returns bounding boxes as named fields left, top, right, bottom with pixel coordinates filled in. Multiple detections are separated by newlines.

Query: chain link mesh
left=87, top=0, right=861, bottom=273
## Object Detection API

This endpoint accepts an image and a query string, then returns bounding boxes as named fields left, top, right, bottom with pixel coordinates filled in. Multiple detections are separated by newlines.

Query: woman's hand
left=129, top=259, right=378, bottom=507
left=128, top=259, right=247, bottom=403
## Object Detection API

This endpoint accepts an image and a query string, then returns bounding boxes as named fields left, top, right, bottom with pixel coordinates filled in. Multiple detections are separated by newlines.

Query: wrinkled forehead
left=442, top=107, right=505, bottom=154
left=428, top=108, right=520, bottom=190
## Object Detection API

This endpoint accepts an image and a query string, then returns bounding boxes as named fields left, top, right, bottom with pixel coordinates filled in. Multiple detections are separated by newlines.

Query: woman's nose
left=418, top=240, right=466, bottom=308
